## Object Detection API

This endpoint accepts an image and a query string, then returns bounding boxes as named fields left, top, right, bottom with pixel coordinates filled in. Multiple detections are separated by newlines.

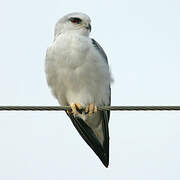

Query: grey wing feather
left=91, top=39, right=108, bottom=64
left=92, top=38, right=111, bottom=121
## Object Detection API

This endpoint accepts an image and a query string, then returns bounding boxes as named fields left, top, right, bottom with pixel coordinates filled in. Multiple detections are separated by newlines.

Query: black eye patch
left=69, top=17, right=82, bottom=24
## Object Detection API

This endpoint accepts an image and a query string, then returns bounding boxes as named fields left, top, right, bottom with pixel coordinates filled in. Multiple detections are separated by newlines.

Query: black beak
left=86, top=24, right=91, bottom=32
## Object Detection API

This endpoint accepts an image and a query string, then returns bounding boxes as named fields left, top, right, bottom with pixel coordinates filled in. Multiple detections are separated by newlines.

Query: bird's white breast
left=46, top=33, right=110, bottom=107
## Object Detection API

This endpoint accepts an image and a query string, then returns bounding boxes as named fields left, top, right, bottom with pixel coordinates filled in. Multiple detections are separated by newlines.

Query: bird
left=45, top=12, right=112, bottom=167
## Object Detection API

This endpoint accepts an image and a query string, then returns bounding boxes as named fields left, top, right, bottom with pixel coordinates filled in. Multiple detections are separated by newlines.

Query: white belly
left=46, top=33, right=110, bottom=107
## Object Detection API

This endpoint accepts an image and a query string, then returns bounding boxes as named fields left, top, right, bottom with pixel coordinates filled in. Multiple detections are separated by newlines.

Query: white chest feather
left=46, top=33, right=110, bottom=107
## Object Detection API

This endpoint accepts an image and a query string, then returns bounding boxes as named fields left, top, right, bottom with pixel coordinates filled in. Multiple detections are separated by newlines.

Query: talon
left=85, top=104, right=97, bottom=116
left=70, top=103, right=78, bottom=115
left=70, top=103, right=82, bottom=115
left=76, top=103, right=83, bottom=111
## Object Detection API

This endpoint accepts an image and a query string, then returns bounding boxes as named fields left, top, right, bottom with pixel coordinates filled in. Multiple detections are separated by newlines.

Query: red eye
left=69, top=17, right=82, bottom=24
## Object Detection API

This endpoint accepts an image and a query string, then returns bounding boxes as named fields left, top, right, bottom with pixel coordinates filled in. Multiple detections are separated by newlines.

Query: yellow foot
left=85, top=104, right=97, bottom=116
left=70, top=103, right=83, bottom=115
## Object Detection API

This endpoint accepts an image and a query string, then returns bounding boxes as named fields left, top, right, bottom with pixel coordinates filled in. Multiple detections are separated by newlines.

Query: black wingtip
left=104, top=162, right=109, bottom=168
left=99, top=149, right=109, bottom=168
left=66, top=111, right=110, bottom=168
left=102, top=156, right=109, bottom=168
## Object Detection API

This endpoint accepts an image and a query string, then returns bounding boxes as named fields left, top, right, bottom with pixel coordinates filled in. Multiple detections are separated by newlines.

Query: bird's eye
left=69, top=17, right=82, bottom=24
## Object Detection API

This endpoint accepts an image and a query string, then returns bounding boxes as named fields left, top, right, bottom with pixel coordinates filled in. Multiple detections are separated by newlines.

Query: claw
left=76, top=103, right=83, bottom=111
left=85, top=104, right=97, bottom=116
left=70, top=103, right=97, bottom=116
left=70, top=103, right=83, bottom=115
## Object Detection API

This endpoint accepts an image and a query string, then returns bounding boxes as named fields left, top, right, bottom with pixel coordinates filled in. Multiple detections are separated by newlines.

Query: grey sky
left=0, top=0, right=180, bottom=179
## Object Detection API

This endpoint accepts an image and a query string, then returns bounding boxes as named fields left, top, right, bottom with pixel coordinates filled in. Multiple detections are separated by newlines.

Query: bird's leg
left=70, top=103, right=83, bottom=115
left=85, top=104, right=97, bottom=116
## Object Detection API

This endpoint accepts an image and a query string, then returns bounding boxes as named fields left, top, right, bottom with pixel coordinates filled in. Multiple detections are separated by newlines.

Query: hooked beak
left=85, top=23, right=91, bottom=32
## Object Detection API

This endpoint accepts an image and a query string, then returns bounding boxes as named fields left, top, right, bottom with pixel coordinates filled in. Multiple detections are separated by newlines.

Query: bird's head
left=54, top=12, right=91, bottom=39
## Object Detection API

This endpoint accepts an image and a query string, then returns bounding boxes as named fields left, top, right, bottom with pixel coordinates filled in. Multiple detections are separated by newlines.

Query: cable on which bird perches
left=0, top=106, right=180, bottom=111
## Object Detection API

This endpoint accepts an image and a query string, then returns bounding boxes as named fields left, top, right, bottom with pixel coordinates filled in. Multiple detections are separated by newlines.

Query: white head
left=54, top=12, right=91, bottom=39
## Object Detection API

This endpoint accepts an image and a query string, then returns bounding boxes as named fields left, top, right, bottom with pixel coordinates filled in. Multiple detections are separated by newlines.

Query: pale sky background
left=0, top=0, right=180, bottom=179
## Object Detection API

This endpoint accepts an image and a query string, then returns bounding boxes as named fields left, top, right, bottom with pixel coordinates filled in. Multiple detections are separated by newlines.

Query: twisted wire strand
left=0, top=106, right=180, bottom=111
